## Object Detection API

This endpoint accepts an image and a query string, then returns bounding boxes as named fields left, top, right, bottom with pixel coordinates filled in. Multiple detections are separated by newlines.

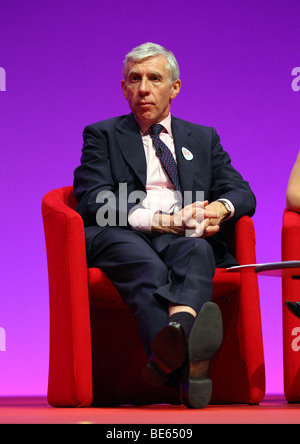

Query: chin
left=137, top=112, right=155, bottom=122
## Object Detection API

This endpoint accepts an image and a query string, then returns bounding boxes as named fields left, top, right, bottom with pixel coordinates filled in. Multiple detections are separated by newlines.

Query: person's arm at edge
left=286, top=150, right=300, bottom=212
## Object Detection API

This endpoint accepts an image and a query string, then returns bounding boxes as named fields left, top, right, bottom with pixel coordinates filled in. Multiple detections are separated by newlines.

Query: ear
left=170, top=79, right=181, bottom=100
left=121, top=79, right=128, bottom=100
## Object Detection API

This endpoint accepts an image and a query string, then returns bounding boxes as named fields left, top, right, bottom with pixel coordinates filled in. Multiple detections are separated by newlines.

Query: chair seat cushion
left=88, top=267, right=241, bottom=310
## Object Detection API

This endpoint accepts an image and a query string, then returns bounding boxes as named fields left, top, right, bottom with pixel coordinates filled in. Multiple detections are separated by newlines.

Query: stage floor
left=0, top=395, right=300, bottom=424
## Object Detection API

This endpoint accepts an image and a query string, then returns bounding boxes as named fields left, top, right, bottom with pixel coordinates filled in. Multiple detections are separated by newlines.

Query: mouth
left=137, top=102, right=153, bottom=106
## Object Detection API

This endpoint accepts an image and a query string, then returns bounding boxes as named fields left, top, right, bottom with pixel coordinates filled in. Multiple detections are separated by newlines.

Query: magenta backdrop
left=0, top=0, right=299, bottom=396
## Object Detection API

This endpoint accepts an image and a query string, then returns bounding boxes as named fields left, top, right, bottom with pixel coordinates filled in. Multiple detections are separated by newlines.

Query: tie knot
left=150, top=124, right=164, bottom=136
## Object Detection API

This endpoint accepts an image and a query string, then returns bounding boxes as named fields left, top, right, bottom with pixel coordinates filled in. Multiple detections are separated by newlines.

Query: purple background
left=0, top=0, right=299, bottom=396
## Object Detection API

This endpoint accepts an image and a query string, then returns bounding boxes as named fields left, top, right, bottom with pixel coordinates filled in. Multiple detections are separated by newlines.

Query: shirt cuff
left=128, top=207, right=159, bottom=233
left=217, top=198, right=235, bottom=219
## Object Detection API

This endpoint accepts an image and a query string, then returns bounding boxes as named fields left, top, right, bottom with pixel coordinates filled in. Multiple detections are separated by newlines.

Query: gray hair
left=122, top=42, right=180, bottom=84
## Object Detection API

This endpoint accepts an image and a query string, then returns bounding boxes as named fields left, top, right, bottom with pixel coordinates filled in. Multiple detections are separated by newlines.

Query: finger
left=192, top=207, right=215, bottom=217
left=192, top=200, right=208, bottom=209
left=204, top=224, right=220, bottom=236
left=185, top=218, right=198, bottom=229
left=190, top=226, right=205, bottom=237
left=194, top=211, right=219, bottom=224
left=191, top=219, right=208, bottom=236
left=203, top=210, right=220, bottom=219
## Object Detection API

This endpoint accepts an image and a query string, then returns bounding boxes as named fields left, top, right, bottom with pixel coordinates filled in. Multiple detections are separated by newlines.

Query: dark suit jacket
left=73, top=113, right=256, bottom=263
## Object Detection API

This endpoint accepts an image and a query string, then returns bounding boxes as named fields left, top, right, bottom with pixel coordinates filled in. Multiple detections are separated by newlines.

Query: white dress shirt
left=128, top=114, right=234, bottom=233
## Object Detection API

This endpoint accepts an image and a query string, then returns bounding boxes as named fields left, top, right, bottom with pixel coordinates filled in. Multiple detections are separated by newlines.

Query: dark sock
left=168, top=311, right=195, bottom=337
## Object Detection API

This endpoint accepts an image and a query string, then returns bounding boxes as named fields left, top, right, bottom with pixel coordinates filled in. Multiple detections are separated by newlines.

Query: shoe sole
left=142, top=323, right=186, bottom=386
left=181, top=302, right=223, bottom=408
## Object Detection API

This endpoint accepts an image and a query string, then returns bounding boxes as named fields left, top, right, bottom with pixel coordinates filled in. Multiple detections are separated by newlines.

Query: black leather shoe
left=142, top=322, right=187, bottom=386
left=180, top=302, right=223, bottom=409
left=286, top=301, right=300, bottom=319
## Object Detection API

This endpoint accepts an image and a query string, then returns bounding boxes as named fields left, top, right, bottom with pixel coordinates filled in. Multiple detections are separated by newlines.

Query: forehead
left=126, top=55, right=170, bottom=77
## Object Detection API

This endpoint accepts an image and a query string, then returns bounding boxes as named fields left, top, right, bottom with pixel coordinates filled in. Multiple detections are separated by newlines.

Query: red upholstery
left=42, top=186, right=265, bottom=407
left=282, top=209, right=300, bottom=402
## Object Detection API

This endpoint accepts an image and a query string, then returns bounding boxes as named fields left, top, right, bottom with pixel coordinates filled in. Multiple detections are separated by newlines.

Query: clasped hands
left=152, top=200, right=228, bottom=237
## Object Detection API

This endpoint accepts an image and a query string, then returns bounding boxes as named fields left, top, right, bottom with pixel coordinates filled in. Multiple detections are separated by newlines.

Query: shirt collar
left=139, top=113, right=173, bottom=137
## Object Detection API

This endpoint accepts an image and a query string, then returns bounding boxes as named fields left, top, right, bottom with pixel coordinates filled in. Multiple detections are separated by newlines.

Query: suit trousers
left=88, top=227, right=216, bottom=357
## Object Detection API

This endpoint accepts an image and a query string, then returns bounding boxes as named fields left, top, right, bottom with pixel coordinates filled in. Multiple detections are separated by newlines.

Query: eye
left=151, top=75, right=161, bottom=82
left=129, top=73, right=141, bottom=83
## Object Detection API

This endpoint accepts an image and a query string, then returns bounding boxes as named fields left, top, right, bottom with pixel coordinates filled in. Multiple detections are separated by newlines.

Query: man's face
left=121, top=55, right=181, bottom=128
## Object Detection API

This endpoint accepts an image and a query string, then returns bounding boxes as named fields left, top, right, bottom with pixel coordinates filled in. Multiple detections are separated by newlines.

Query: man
left=73, top=42, right=256, bottom=408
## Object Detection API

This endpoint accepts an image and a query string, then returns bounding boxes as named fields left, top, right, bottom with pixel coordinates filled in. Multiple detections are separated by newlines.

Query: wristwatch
left=218, top=200, right=231, bottom=220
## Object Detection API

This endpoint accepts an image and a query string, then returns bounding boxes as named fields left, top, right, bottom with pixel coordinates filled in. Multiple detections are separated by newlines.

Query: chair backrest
left=55, top=185, right=77, bottom=209
left=42, top=185, right=93, bottom=407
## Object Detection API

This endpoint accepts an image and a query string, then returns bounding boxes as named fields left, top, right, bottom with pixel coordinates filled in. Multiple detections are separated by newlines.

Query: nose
left=138, top=76, right=150, bottom=96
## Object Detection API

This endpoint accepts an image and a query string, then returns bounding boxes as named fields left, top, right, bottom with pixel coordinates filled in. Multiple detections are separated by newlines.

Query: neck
left=134, top=113, right=172, bottom=134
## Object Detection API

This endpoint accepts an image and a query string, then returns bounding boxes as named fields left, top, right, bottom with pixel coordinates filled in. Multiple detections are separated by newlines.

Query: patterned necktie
left=150, top=124, right=182, bottom=195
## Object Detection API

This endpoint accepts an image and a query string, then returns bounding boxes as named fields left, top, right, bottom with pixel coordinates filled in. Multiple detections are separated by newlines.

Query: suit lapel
left=115, top=114, right=147, bottom=190
left=114, top=114, right=196, bottom=195
left=171, top=117, right=195, bottom=194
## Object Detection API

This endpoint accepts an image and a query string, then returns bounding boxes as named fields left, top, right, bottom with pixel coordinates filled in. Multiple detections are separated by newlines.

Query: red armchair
left=42, top=186, right=265, bottom=407
left=282, top=209, right=300, bottom=402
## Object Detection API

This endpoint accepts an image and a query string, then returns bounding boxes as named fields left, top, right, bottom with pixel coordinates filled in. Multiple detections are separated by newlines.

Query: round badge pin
left=182, top=147, right=193, bottom=160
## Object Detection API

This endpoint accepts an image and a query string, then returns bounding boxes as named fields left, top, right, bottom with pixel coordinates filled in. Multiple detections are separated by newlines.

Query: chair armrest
left=234, top=216, right=257, bottom=265
left=42, top=187, right=93, bottom=407
left=223, top=216, right=257, bottom=265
